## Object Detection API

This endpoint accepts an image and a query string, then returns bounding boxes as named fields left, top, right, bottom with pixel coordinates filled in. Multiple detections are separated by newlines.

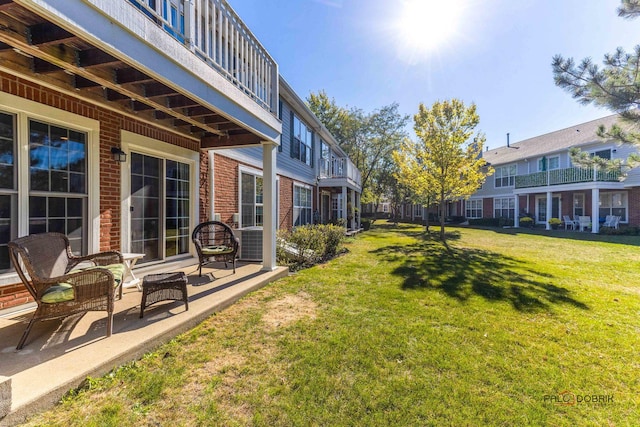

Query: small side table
left=121, top=252, right=145, bottom=291
left=140, top=272, right=189, bottom=318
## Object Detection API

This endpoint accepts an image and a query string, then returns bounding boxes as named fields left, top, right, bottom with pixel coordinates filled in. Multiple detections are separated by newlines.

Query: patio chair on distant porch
left=562, top=215, right=578, bottom=231
left=578, top=216, right=591, bottom=232
left=8, top=233, right=124, bottom=350
left=191, top=221, right=240, bottom=277
left=602, top=215, right=621, bottom=230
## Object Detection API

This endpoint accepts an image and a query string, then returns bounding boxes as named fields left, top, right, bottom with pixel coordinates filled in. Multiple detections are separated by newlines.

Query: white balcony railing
left=515, top=166, right=621, bottom=188
left=128, top=0, right=277, bottom=114
left=320, top=156, right=362, bottom=187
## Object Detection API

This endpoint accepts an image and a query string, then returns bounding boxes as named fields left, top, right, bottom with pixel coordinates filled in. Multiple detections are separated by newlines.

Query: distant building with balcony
left=460, top=114, right=640, bottom=232
left=0, top=0, right=361, bottom=310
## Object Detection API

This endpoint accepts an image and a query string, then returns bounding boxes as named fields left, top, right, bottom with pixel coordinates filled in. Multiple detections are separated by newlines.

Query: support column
left=546, top=191, right=552, bottom=230
left=341, top=186, right=348, bottom=230
left=262, top=142, right=277, bottom=271
left=514, top=195, right=520, bottom=228
left=356, top=191, right=361, bottom=229
left=350, top=188, right=356, bottom=230
left=591, top=188, right=600, bottom=234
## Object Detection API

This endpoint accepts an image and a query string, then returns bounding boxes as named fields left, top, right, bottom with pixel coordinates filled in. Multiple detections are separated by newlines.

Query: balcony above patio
left=515, top=167, right=622, bottom=189
left=0, top=0, right=280, bottom=147
left=318, top=156, right=362, bottom=191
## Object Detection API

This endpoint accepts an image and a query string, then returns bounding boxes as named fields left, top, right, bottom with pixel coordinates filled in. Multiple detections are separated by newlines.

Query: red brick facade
left=0, top=72, right=198, bottom=310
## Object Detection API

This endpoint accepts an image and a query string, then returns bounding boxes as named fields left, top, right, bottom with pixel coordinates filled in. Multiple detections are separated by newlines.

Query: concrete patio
left=0, top=258, right=288, bottom=426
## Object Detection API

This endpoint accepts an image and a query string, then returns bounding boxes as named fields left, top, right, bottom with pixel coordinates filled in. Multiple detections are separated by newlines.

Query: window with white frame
left=240, top=172, right=263, bottom=227
left=466, top=199, right=483, bottom=219
left=413, top=204, right=422, bottom=217
left=592, top=149, right=612, bottom=160
left=320, top=140, right=330, bottom=176
left=0, top=112, right=91, bottom=273
left=292, top=114, right=313, bottom=166
left=599, top=192, right=627, bottom=222
left=573, top=193, right=584, bottom=218
left=293, top=184, right=312, bottom=226
left=494, top=197, right=515, bottom=219
left=538, top=156, right=559, bottom=171
left=494, top=164, right=516, bottom=188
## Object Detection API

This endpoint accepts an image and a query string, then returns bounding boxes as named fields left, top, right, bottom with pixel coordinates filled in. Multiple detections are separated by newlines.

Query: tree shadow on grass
left=371, top=239, right=589, bottom=312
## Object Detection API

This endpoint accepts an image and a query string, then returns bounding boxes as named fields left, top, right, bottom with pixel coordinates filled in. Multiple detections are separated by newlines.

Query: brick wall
left=280, top=176, right=293, bottom=230
left=628, top=187, right=640, bottom=225
left=213, top=154, right=240, bottom=225
left=0, top=72, right=197, bottom=310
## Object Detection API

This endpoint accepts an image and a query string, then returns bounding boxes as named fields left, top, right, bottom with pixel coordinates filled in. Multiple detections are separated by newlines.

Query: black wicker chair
left=8, top=232, right=124, bottom=350
left=191, top=221, right=239, bottom=277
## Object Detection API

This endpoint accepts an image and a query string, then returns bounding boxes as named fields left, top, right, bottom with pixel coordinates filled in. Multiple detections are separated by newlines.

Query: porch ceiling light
left=111, top=146, right=127, bottom=163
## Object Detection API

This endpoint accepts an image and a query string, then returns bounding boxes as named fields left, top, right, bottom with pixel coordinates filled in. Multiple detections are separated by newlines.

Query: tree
left=393, top=99, right=493, bottom=239
left=307, top=92, right=409, bottom=204
left=552, top=0, right=640, bottom=168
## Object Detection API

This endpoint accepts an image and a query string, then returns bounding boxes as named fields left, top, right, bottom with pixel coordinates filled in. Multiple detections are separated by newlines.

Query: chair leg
left=106, top=312, right=113, bottom=337
left=16, top=318, right=36, bottom=350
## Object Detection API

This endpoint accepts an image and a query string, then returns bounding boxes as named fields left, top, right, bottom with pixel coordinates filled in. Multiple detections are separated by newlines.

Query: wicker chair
left=191, top=221, right=239, bottom=277
left=8, top=232, right=124, bottom=350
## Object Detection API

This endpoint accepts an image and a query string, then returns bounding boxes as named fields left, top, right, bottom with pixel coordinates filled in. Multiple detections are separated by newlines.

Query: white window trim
left=466, top=199, right=483, bottom=219
left=237, top=165, right=279, bottom=229
left=293, top=182, right=313, bottom=226
left=120, top=130, right=199, bottom=256
left=0, top=92, right=100, bottom=284
left=599, top=191, right=628, bottom=223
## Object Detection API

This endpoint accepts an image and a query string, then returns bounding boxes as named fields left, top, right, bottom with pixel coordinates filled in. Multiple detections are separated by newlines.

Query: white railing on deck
left=320, top=156, right=362, bottom=187
left=127, top=0, right=277, bottom=114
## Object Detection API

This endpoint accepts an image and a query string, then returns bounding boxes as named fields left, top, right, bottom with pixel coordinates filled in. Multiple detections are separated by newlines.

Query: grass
left=21, top=224, right=640, bottom=426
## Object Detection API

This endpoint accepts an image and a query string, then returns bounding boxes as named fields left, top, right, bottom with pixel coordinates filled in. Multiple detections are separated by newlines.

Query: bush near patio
left=276, top=224, right=345, bottom=269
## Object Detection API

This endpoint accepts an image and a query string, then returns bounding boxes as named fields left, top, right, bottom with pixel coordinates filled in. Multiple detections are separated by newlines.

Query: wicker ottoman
left=140, top=272, right=189, bottom=318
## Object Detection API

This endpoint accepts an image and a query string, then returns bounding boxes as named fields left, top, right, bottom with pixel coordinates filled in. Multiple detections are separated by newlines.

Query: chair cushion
left=69, top=263, right=125, bottom=287
left=41, top=283, right=74, bottom=304
left=201, top=245, right=233, bottom=255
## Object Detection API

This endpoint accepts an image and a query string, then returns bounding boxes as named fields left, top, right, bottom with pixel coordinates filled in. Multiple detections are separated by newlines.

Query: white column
left=591, top=188, right=600, bottom=234
left=356, top=191, right=361, bottom=228
left=546, top=191, right=552, bottom=230
left=514, top=195, right=520, bottom=227
left=262, top=142, right=277, bottom=271
left=350, top=188, right=356, bottom=230
left=341, top=186, right=348, bottom=230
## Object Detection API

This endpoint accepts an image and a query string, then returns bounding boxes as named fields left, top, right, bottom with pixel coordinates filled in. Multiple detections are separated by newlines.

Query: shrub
left=276, top=224, right=346, bottom=270
left=361, top=218, right=371, bottom=231
left=519, top=217, right=534, bottom=228
left=548, top=218, right=562, bottom=229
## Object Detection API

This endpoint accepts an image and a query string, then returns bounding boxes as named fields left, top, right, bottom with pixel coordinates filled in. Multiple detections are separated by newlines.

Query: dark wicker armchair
left=191, top=221, right=239, bottom=277
left=8, top=232, right=124, bottom=350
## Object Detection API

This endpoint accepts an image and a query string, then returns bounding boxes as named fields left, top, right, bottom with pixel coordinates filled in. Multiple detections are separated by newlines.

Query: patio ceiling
left=0, top=0, right=264, bottom=147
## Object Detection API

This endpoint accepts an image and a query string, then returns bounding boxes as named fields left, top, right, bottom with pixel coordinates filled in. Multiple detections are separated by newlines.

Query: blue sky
left=229, top=0, right=640, bottom=149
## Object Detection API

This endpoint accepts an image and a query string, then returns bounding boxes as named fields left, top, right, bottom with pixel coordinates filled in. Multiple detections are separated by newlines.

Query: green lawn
left=23, top=224, right=640, bottom=426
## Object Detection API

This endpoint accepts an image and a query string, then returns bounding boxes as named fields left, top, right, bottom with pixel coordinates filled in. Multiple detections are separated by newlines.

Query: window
left=291, top=114, right=313, bottom=166
left=494, top=164, right=516, bottom=188
left=592, top=149, right=612, bottom=160
left=293, top=184, right=312, bottom=226
left=165, top=160, right=191, bottom=257
left=573, top=193, right=584, bottom=218
left=413, top=204, right=422, bottom=217
left=0, top=112, right=15, bottom=271
left=599, top=192, right=627, bottom=222
left=240, top=172, right=263, bottom=227
left=466, top=199, right=483, bottom=219
left=320, top=140, right=330, bottom=176
left=494, top=197, right=515, bottom=219
left=28, top=120, right=88, bottom=255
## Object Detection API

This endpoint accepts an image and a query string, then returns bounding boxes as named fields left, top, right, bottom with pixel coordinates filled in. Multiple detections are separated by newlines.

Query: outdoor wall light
left=111, top=146, right=127, bottom=163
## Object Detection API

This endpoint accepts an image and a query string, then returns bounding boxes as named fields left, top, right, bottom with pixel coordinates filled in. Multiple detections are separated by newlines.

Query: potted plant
left=548, top=217, right=562, bottom=230
left=519, top=216, right=534, bottom=228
